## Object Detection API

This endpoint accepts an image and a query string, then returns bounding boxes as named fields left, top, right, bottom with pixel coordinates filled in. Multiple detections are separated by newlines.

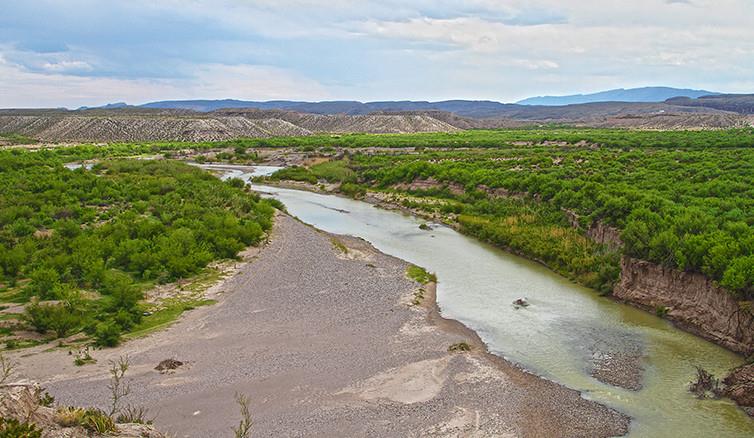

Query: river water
left=206, top=164, right=753, bottom=437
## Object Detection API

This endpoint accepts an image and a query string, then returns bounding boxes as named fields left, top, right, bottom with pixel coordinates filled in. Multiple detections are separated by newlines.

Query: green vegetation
left=266, top=159, right=356, bottom=186
left=330, top=237, right=349, bottom=254
left=0, top=152, right=275, bottom=347
left=407, top=265, right=437, bottom=284
left=259, top=129, right=752, bottom=302
left=0, top=417, right=42, bottom=438
left=342, top=143, right=753, bottom=299
left=170, top=128, right=754, bottom=150
left=0, top=133, right=36, bottom=146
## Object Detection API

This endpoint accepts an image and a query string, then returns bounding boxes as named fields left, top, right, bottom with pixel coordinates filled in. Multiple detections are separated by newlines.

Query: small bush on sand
left=448, top=342, right=472, bottom=353
left=54, top=406, right=87, bottom=427
left=0, top=353, right=15, bottom=384
left=232, top=393, right=253, bottom=438
left=81, top=409, right=116, bottom=434
left=116, top=405, right=154, bottom=425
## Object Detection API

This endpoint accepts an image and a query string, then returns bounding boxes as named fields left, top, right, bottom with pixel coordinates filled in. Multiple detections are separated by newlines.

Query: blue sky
left=1, top=0, right=753, bottom=108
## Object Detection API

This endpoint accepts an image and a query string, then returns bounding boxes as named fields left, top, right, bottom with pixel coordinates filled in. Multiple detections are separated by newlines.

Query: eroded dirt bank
left=12, top=215, right=628, bottom=437
left=614, top=257, right=754, bottom=356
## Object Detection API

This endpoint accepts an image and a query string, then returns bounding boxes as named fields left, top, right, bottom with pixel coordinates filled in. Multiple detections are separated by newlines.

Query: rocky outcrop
left=723, top=364, right=754, bottom=417
left=614, top=257, right=754, bottom=355
left=563, top=209, right=623, bottom=249
left=586, top=221, right=623, bottom=250
left=0, top=382, right=165, bottom=437
left=393, top=177, right=465, bottom=195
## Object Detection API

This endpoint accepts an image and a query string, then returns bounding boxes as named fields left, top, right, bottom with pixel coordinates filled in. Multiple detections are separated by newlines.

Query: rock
left=0, top=382, right=168, bottom=437
left=724, top=363, right=754, bottom=416
left=155, top=359, right=183, bottom=373
left=513, top=298, right=529, bottom=309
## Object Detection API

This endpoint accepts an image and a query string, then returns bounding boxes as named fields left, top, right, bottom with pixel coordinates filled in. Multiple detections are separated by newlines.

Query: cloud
left=0, top=56, right=333, bottom=108
left=1, top=0, right=753, bottom=106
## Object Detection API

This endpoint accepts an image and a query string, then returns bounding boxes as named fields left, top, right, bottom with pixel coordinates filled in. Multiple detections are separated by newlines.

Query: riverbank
left=10, top=213, right=629, bottom=437
left=258, top=179, right=648, bottom=390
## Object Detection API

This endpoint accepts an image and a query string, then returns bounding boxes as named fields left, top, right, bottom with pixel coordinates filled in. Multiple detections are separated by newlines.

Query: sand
left=11, top=214, right=629, bottom=437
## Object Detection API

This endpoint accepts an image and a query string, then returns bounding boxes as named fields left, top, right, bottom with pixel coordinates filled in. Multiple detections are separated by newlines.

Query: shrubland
left=262, top=129, right=753, bottom=300
left=0, top=152, right=275, bottom=347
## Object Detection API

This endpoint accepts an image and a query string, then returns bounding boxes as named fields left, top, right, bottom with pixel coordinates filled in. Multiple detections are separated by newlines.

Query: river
left=206, top=164, right=753, bottom=437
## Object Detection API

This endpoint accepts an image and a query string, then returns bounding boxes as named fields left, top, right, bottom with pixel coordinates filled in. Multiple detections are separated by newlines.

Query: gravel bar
left=13, top=214, right=629, bottom=437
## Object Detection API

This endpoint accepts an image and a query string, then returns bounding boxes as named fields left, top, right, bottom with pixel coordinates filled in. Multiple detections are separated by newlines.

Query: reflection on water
left=207, top=165, right=752, bottom=437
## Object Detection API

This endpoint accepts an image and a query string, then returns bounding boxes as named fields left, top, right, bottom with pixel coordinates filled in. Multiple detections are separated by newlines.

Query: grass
left=0, top=133, right=36, bottom=145
left=125, top=298, right=216, bottom=339
left=407, top=265, right=437, bottom=284
left=125, top=266, right=224, bottom=339
left=0, top=285, right=29, bottom=304
left=330, top=237, right=349, bottom=254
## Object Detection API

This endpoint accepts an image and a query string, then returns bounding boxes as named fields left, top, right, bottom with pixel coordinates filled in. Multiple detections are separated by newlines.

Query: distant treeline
left=19, top=128, right=754, bottom=160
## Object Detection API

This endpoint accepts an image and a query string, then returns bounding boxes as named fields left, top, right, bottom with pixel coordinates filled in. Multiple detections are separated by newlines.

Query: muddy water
left=204, top=165, right=753, bottom=437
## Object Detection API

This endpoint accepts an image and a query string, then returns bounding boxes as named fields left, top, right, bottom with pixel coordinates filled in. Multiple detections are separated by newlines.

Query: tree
left=28, top=267, right=61, bottom=299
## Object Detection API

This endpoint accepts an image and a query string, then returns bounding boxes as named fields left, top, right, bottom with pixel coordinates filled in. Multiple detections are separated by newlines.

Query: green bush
left=0, top=418, right=42, bottom=438
left=340, top=182, right=366, bottom=198
left=94, top=321, right=122, bottom=347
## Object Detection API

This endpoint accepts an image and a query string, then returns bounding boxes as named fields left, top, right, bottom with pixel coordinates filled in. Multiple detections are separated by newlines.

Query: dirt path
left=12, top=215, right=628, bottom=437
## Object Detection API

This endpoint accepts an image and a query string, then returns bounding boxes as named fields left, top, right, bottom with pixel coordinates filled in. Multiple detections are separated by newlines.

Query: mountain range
left=79, top=87, right=724, bottom=117
left=516, top=86, right=717, bottom=106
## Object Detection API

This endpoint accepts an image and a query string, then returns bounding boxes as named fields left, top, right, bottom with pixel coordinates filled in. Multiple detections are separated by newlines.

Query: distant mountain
left=666, top=94, right=754, bottom=115
left=517, top=87, right=718, bottom=106
left=78, top=102, right=130, bottom=110
left=137, top=99, right=518, bottom=118
left=79, top=88, right=750, bottom=121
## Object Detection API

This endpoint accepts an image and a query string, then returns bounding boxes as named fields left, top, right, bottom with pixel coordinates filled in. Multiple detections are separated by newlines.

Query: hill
left=517, top=87, right=718, bottom=106
left=666, top=94, right=754, bottom=114
left=0, top=111, right=459, bottom=143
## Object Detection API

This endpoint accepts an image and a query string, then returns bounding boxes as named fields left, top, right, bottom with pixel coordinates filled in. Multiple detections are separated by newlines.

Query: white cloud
left=0, top=56, right=333, bottom=108
left=42, top=60, right=93, bottom=72
left=1, top=0, right=754, bottom=105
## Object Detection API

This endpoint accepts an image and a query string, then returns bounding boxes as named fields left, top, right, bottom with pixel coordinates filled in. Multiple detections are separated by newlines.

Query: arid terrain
left=2, top=98, right=752, bottom=144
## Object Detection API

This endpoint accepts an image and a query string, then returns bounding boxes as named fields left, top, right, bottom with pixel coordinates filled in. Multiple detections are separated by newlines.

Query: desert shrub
left=116, top=405, right=153, bottom=425
left=23, top=301, right=82, bottom=338
left=269, top=166, right=317, bottom=184
left=339, top=182, right=366, bottom=198
left=81, top=409, right=116, bottom=434
left=448, top=342, right=472, bottom=352
left=93, top=321, right=122, bottom=347
left=55, top=406, right=87, bottom=427
left=27, top=267, right=60, bottom=300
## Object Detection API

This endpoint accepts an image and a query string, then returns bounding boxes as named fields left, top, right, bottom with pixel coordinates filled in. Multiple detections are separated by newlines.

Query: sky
left=1, top=0, right=753, bottom=108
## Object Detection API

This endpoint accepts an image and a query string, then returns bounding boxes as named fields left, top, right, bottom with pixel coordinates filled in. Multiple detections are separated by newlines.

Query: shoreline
left=9, top=213, right=629, bottom=437
left=259, top=179, right=748, bottom=390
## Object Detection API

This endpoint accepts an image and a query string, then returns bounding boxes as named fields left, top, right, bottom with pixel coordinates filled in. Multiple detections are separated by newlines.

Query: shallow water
left=205, top=165, right=753, bottom=437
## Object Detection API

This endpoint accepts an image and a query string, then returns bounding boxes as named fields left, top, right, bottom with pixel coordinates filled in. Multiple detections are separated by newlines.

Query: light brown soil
left=10, top=215, right=629, bottom=437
